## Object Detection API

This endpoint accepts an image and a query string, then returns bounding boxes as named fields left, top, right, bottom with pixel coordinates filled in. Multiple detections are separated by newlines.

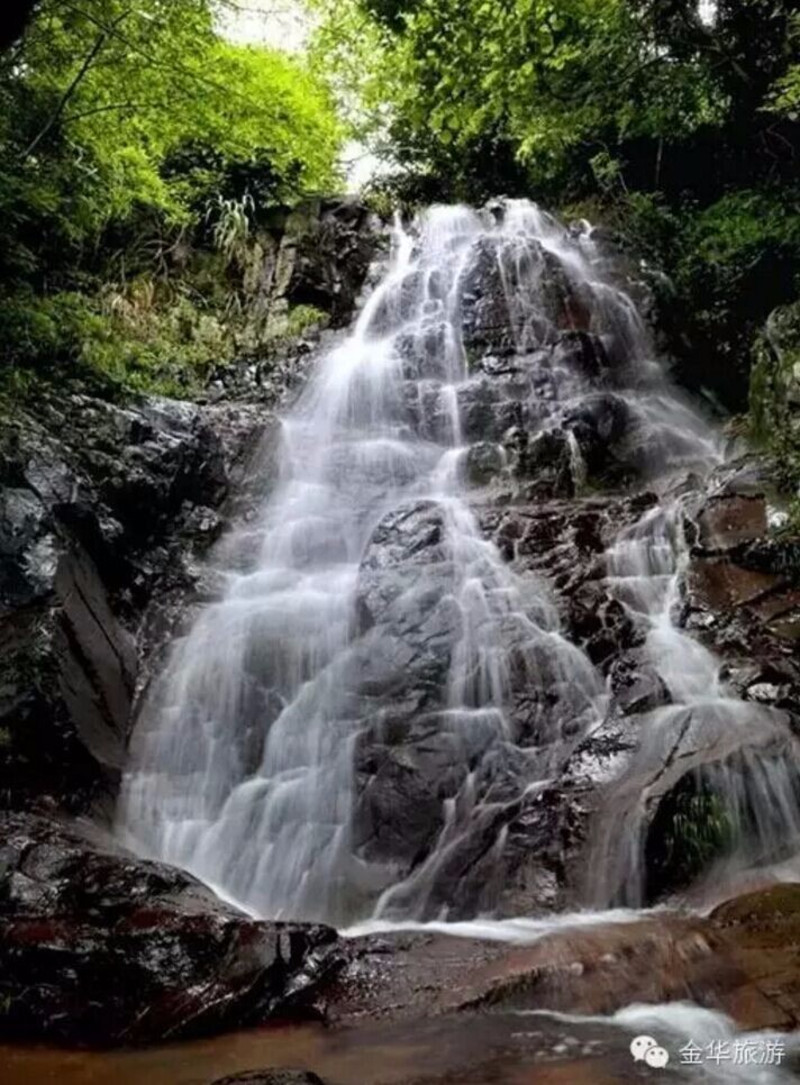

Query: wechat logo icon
left=630, top=1034, right=671, bottom=1069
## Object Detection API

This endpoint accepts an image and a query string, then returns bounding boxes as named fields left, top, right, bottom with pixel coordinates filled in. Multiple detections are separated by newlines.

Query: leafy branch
left=20, top=9, right=132, bottom=160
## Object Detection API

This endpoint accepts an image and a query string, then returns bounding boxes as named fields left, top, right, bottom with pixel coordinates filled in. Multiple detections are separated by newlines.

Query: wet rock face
left=355, top=501, right=459, bottom=701
left=352, top=712, right=471, bottom=876
left=515, top=429, right=576, bottom=496
left=482, top=495, right=651, bottom=669
left=608, top=654, right=671, bottom=716
left=275, top=197, right=382, bottom=327
left=351, top=502, right=466, bottom=871
left=332, top=884, right=800, bottom=1034
left=469, top=469, right=800, bottom=915
left=684, top=477, right=800, bottom=708
left=463, top=441, right=505, bottom=487
left=460, top=236, right=581, bottom=358
left=0, top=812, right=342, bottom=1045
left=346, top=490, right=665, bottom=914
left=0, top=390, right=270, bottom=812
left=460, top=237, right=521, bottom=357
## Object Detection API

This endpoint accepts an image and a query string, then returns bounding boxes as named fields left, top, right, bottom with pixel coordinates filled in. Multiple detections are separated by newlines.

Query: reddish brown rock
left=687, top=557, right=782, bottom=611
left=332, top=885, right=800, bottom=1035
left=697, top=494, right=768, bottom=550
left=0, top=812, right=342, bottom=1045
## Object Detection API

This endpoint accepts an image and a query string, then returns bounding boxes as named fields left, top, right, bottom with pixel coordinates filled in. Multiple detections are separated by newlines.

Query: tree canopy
left=0, top=0, right=344, bottom=392
left=311, top=0, right=798, bottom=202
left=1, top=0, right=343, bottom=285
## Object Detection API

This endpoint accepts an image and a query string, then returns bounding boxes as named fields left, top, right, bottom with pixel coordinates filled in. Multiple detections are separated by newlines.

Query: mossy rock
left=750, top=300, right=800, bottom=514
left=645, top=774, right=735, bottom=901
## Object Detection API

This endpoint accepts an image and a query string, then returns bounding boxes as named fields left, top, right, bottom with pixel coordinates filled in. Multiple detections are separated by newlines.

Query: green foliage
left=0, top=286, right=220, bottom=396
left=672, top=191, right=800, bottom=394
left=311, top=0, right=797, bottom=203
left=0, top=0, right=345, bottom=393
left=665, top=790, right=733, bottom=884
left=681, top=192, right=800, bottom=270
left=774, top=66, right=800, bottom=118
left=560, top=185, right=800, bottom=410
left=258, top=303, right=327, bottom=354
left=207, top=193, right=256, bottom=267
left=767, top=13, right=800, bottom=118
left=3, top=2, right=342, bottom=236
left=750, top=300, right=800, bottom=511
left=0, top=265, right=331, bottom=398
left=647, top=776, right=735, bottom=899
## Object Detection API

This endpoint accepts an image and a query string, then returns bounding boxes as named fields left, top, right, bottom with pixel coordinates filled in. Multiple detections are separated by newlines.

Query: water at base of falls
left=118, top=200, right=800, bottom=927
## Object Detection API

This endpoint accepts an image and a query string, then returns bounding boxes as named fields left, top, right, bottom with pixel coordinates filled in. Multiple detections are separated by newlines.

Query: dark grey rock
left=456, top=378, right=523, bottom=443
left=463, top=441, right=506, bottom=487
left=354, top=501, right=460, bottom=708
left=0, top=387, right=275, bottom=812
left=516, top=428, right=575, bottom=496
left=609, top=655, right=671, bottom=716
left=0, top=812, right=342, bottom=1045
left=276, top=196, right=382, bottom=327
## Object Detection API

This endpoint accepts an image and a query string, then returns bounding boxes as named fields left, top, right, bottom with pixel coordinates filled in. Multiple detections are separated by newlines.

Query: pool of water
left=0, top=1011, right=667, bottom=1085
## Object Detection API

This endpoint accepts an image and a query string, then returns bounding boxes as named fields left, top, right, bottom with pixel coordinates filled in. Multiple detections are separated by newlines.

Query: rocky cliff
left=2, top=198, right=800, bottom=1056
left=0, top=197, right=381, bottom=1043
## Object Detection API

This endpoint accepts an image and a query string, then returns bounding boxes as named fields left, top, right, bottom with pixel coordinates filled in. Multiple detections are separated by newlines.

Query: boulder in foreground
left=0, top=812, right=342, bottom=1045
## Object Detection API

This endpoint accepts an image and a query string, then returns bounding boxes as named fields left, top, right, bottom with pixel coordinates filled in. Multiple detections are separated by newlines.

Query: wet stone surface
left=0, top=811, right=342, bottom=1045
left=3, top=198, right=800, bottom=1062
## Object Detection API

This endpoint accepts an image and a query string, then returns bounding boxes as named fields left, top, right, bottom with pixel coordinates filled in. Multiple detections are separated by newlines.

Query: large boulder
left=460, top=235, right=581, bottom=359
left=514, top=428, right=576, bottom=497
left=350, top=502, right=464, bottom=878
left=0, top=812, right=341, bottom=1045
left=456, top=377, right=523, bottom=443
left=0, top=540, right=136, bottom=810
left=354, top=500, right=460, bottom=708
left=560, top=392, right=633, bottom=484
left=0, top=389, right=269, bottom=812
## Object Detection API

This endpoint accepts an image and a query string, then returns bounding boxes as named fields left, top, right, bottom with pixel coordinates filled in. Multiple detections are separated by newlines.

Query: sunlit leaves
left=2, top=0, right=343, bottom=246
left=309, top=0, right=795, bottom=198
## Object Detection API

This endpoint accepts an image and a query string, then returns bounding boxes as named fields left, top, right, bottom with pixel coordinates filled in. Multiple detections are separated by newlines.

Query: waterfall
left=118, top=200, right=800, bottom=925
left=593, top=496, right=800, bottom=908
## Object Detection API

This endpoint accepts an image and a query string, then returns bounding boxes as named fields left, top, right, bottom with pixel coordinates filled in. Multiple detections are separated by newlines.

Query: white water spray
left=118, top=200, right=800, bottom=927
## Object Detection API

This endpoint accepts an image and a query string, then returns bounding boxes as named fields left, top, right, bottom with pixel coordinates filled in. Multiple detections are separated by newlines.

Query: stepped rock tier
left=120, top=202, right=800, bottom=925
left=2, top=202, right=800, bottom=1064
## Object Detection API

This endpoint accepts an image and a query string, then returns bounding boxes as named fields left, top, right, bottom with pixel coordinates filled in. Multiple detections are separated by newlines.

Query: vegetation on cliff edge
left=0, top=0, right=343, bottom=396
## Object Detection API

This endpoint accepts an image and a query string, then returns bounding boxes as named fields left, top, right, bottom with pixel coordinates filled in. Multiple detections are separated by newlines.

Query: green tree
left=311, top=0, right=797, bottom=201
left=0, top=0, right=344, bottom=390
left=2, top=1, right=342, bottom=260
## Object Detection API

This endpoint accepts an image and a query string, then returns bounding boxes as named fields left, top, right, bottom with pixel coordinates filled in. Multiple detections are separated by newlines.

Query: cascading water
left=118, top=199, right=800, bottom=928
left=593, top=492, right=800, bottom=908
